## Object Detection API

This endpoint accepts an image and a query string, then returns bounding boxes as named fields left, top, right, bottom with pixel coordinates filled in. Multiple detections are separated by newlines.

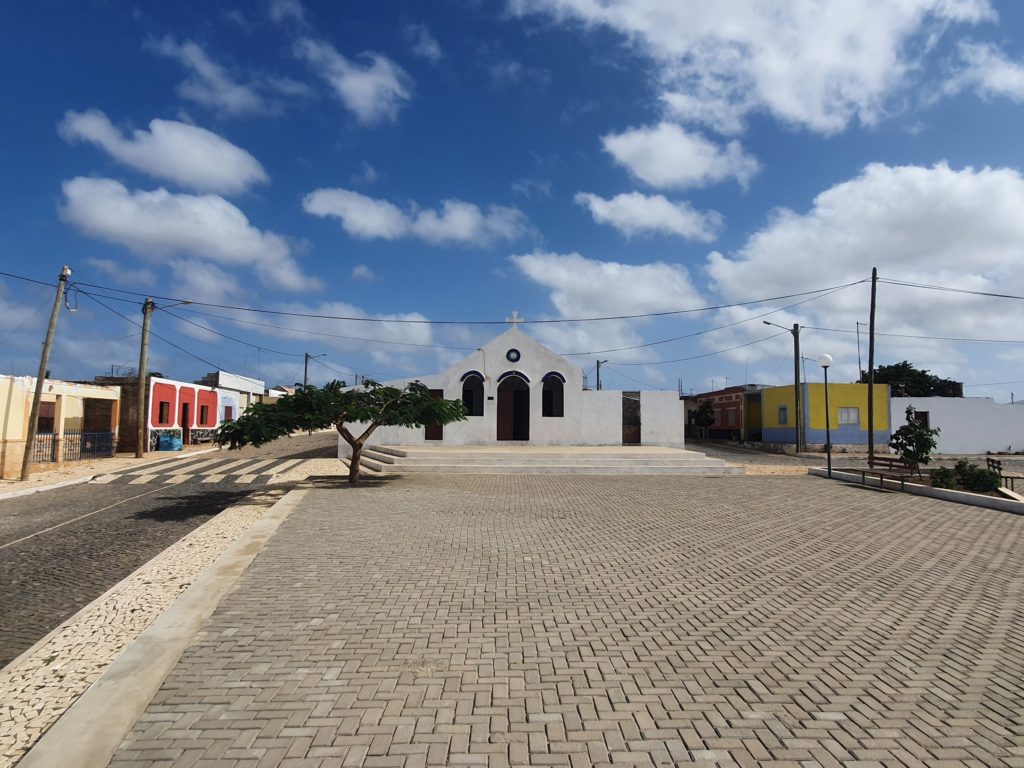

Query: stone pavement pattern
left=108, top=475, right=1023, bottom=767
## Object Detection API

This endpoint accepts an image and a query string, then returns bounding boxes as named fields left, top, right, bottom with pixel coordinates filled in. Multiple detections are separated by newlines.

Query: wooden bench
left=986, top=457, right=1023, bottom=491
left=869, top=455, right=920, bottom=477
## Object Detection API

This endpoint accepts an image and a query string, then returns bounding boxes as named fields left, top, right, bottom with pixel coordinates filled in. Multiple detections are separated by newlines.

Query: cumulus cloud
left=58, top=110, right=268, bottom=194
left=351, top=264, right=379, bottom=281
left=295, top=38, right=412, bottom=124
left=510, top=250, right=705, bottom=360
left=148, top=36, right=267, bottom=116
left=512, top=0, right=996, bottom=134
left=405, top=23, right=442, bottom=62
left=574, top=191, right=722, bottom=241
left=61, top=177, right=320, bottom=292
left=85, top=257, right=156, bottom=288
left=602, top=123, right=759, bottom=190
left=705, top=162, right=1024, bottom=382
left=303, top=188, right=531, bottom=246
left=949, top=41, right=1024, bottom=101
left=268, top=0, right=307, bottom=27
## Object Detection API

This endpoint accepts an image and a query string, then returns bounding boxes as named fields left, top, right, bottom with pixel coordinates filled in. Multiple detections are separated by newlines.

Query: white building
left=892, top=396, right=1024, bottom=453
left=350, top=327, right=685, bottom=448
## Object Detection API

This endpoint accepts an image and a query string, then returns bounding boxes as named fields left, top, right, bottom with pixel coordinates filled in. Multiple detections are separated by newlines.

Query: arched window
left=542, top=372, right=564, bottom=417
left=461, top=373, right=484, bottom=416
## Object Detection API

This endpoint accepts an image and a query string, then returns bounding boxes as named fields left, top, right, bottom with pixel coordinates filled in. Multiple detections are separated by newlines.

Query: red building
left=148, top=376, right=220, bottom=447
left=686, top=385, right=765, bottom=440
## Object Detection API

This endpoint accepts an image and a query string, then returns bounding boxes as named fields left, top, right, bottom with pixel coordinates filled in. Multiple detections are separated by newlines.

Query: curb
left=810, top=467, right=1024, bottom=515
left=0, top=447, right=219, bottom=501
left=17, top=487, right=308, bottom=768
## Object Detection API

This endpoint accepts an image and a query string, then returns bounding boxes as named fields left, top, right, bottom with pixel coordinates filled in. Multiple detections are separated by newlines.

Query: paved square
left=109, top=475, right=1023, bottom=767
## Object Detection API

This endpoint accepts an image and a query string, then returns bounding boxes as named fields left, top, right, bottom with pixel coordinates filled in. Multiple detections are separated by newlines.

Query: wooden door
left=424, top=389, right=444, bottom=440
left=622, top=391, right=641, bottom=444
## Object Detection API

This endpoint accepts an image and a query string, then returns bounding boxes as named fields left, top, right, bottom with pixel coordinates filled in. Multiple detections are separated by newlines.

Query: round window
left=506, top=348, right=521, bottom=362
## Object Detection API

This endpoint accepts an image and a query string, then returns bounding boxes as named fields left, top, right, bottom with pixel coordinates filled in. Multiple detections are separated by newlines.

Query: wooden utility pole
left=21, top=265, right=71, bottom=480
left=136, top=298, right=155, bottom=458
left=596, top=360, right=607, bottom=390
left=867, top=267, right=878, bottom=465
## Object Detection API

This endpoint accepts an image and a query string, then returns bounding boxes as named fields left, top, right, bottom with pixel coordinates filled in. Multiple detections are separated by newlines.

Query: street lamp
left=764, top=320, right=803, bottom=452
left=818, top=353, right=833, bottom=478
left=136, top=298, right=193, bottom=458
left=596, top=359, right=608, bottom=390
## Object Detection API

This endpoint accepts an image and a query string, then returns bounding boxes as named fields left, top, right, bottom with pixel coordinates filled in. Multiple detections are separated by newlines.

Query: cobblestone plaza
left=100, top=474, right=1022, bottom=767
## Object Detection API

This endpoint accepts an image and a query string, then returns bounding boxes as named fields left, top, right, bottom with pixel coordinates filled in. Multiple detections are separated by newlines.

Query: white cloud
left=705, top=161, right=1024, bottom=381
left=405, top=23, right=442, bottom=62
left=58, top=110, right=268, bottom=195
left=295, top=38, right=412, bottom=124
left=85, top=257, right=156, bottom=287
left=510, top=250, right=705, bottom=360
left=351, top=264, right=379, bottom=281
left=574, top=191, right=722, bottom=241
left=602, top=123, right=759, bottom=190
left=268, top=0, right=307, bottom=27
left=949, top=41, right=1024, bottom=101
left=61, top=177, right=321, bottom=293
left=303, top=189, right=408, bottom=239
left=349, top=162, right=379, bottom=185
left=303, top=188, right=531, bottom=246
left=512, top=0, right=996, bottom=134
left=148, top=37, right=267, bottom=116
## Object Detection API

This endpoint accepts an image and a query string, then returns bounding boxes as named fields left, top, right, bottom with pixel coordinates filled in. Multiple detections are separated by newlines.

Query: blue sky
left=3, top=0, right=1024, bottom=400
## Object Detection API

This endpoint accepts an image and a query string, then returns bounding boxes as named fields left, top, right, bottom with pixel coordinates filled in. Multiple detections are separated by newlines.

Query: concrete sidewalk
left=23, top=474, right=1024, bottom=767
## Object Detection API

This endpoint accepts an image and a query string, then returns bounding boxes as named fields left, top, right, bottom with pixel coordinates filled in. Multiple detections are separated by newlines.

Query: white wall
left=640, top=391, right=686, bottom=447
left=892, top=397, right=1024, bottom=453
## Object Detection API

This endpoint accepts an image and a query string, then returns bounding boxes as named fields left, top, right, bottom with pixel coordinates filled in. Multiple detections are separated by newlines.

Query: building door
left=622, top=391, right=641, bottom=444
left=497, top=376, right=529, bottom=440
left=180, top=402, right=191, bottom=445
left=424, top=389, right=444, bottom=440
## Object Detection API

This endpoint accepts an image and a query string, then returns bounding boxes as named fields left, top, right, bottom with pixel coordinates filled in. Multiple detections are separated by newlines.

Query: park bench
left=986, top=457, right=1023, bottom=492
left=869, top=455, right=920, bottom=478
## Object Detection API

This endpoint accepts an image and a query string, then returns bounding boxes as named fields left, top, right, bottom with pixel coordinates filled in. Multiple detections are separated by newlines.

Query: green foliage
left=929, top=466, right=957, bottom=489
left=692, top=399, right=715, bottom=439
left=215, top=379, right=468, bottom=483
left=889, top=405, right=939, bottom=468
left=953, top=460, right=1002, bottom=493
left=861, top=360, right=961, bottom=397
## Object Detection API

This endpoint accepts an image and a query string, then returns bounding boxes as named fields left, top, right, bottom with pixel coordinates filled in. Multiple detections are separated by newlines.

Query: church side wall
left=578, top=391, right=622, bottom=445
left=640, top=392, right=685, bottom=448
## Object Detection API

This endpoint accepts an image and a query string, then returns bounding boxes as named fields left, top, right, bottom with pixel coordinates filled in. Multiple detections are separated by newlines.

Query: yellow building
left=757, top=383, right=890, bottom=448
left=0, top=375, right=120, bottom=479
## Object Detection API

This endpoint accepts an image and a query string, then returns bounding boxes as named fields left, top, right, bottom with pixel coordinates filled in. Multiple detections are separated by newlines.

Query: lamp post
left=596, top=359, right=608, bottom=390
left=136, top=298, right=192, bottom=458
left=818, top=353, right=833, bottom=478
left=764, top=321, right=803, bottom=452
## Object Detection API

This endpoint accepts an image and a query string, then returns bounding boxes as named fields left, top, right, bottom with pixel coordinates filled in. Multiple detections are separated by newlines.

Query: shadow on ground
left=133, top=489, right=255, bottom=522
left=304, top=475, right=401, bottom=489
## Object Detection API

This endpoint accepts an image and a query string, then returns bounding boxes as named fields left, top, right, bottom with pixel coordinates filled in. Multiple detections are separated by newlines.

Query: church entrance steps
left=359, top=445, right=744, bottom=475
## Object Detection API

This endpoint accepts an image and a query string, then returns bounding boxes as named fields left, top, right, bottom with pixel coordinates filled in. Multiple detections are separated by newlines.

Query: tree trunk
left=349, top=440, right=363, bottom=484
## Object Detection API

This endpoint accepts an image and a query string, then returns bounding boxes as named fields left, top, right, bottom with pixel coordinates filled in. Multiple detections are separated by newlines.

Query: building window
left=726, top=410, right=736, bottom=426
left=199, top=405, right=210, bottom=426
left=542, top=375, right=564, bottom=417
left=158, top=401, right=171, bottom=425
left=778, top=405, right=788, bottom=425
left=223, top=405, right=234, bottom=421
left=462, top=374, right=484, bottom=416
left=838, top=407, right=859, bottom=425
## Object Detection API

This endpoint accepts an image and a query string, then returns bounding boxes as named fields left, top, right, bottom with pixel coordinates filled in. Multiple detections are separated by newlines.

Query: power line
left=65, top=275, right=866, bottom=325
left=80, top=292, right=223, bottom=371
left=612, top=330, right=790, bottom=366
left=879, top=278, right=1024, bottom=301
left=162, top=308, right=305, bottom=357
left=804, top=325, right=1024, bottom=344
left=602, top=364, right=660, bottom=389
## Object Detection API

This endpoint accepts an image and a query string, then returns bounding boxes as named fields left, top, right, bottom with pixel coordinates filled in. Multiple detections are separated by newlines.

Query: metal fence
left=31, top=433, right=57, bottom=463
left=62, top=431, right=116, bottom=462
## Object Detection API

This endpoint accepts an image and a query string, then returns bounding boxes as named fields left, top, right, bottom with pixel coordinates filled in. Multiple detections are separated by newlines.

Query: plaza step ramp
left=357, top=445, right=744, bottom=475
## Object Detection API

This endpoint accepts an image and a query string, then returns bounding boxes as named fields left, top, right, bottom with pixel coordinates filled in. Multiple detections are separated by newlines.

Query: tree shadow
left=132, top=489, right=255, bottom=522
left=304, top=475, right=401, bottom=489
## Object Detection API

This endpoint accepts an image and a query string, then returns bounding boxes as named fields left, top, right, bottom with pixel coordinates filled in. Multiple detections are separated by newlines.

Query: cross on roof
left=506, top=310, right=524, bottom=328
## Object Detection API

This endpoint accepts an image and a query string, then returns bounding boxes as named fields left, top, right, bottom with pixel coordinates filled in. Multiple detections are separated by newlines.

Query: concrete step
left=379, top=463, right=745, bottom=475
left=363, top=455, right=730, bottom=467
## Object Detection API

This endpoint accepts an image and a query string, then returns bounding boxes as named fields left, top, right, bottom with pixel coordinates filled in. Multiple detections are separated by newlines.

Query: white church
left=353, top=325, right=686, bottom=448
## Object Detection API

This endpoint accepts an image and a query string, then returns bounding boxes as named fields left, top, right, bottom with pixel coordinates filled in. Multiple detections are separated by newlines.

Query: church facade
left=351, top=327, right=685, bottom=448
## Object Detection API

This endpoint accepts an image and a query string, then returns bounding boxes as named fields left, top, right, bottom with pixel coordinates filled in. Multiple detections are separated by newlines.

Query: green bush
left=951, top=460, right=1003, bottom=493
left=930, top=466, right=957, bottom=489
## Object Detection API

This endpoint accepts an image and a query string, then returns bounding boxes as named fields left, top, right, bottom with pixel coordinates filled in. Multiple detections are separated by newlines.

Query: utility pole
left=596, top=360, right=608, bottom=390
left=21, top=265, right=71, bottom=481
left=856, top=321, right=865, bottom=379
left=136, top=298, right=155, bottom=458
left=793, top=323, right=803, bottom=454
left=304, top=352, right=326, bottom=388
left=867, top=267, right=878, bottom=465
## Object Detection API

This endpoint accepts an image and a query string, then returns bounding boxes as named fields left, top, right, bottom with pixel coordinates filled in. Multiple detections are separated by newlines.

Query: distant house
left=685, top=385, right=765, bottom=440
left=196, top=371, right=265, bottom=421
left=1, top=374, right=120, bottom=478
left=759, top=383, right=891, bottom=450
left=892, top=396, right=1024, bottom=454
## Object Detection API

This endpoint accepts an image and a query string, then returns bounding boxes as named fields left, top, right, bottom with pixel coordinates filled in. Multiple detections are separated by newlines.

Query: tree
left=889, top=405, right=940, bottom=473
left=215, top=380, right=468, bottom=484
left=693, top=399, right=715, bottom=439
left=861, top=361, right=961, bottom=397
